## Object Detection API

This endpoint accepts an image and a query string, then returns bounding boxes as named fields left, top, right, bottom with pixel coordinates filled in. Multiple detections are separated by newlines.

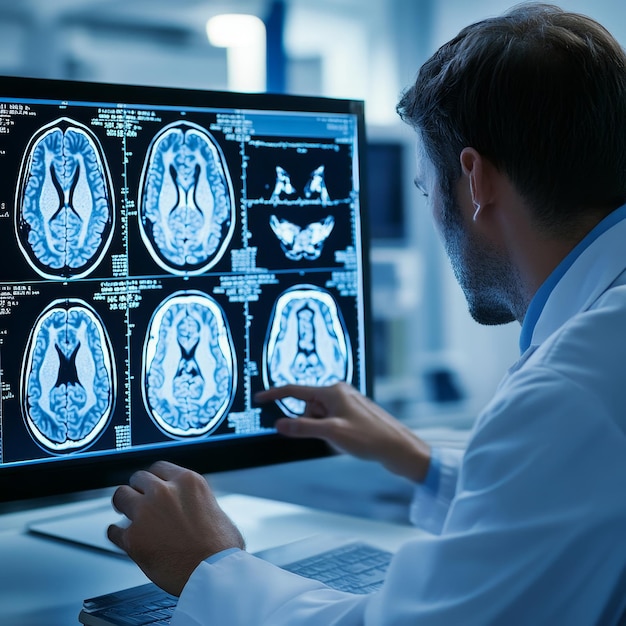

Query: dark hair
left=397, top=3, right=626, bottom=233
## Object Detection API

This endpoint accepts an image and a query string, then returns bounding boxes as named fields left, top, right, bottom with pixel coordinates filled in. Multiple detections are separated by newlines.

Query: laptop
left=79, top=535, right=393, bottom=626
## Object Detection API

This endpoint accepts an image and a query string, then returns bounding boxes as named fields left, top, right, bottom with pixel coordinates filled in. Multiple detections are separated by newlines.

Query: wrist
left=382, top=425, right=431, bottom=483
left=205, top=547, right=243, bottom=565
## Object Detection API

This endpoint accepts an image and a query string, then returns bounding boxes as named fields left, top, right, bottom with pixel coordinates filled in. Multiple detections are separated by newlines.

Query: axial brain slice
left=16, top=118, right=114, bottom=279
left=143, top=291, right=236, bottom=437
left=139, top=122, right=235, bottom=275
left=22, top=300, right=115, bottom=452
left=264, top=287, right=352, bottom=417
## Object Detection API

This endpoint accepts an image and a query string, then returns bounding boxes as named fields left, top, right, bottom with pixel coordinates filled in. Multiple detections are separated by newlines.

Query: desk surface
left=0, top=491, right=423, bottom=626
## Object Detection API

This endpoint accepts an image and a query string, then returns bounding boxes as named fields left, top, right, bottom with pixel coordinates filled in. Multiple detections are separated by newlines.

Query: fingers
left=148, top=460, right=188, bottom=481
left=275, top=416, right=337, bottom=440
left=107, top=522, right=127, bottom=551
left=111, top=484, right=144, bottom=520
left=112, top=462, right=183, bottom=519
left=126, top=461, right=191, bottom=492
left=254, top=384, right=319, bottom=403
left=108, top=462, right=190, bottom=554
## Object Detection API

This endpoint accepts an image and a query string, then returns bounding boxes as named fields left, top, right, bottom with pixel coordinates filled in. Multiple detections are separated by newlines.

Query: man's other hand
left=107, top=460, right=245, bottom=596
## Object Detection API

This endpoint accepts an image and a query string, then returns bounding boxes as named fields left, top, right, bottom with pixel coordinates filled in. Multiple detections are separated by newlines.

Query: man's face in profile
left=414, top=134, right=517, bottom=326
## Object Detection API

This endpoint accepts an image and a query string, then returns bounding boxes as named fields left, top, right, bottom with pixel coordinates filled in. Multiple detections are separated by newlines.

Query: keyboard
left=80, top=583, right=177, bottom=626
left=79, top=541, right=392, bottom=626
left=281, top=541, right=391, bottom=594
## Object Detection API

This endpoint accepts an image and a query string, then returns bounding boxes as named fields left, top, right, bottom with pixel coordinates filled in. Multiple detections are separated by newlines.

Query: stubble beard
left=440, top=189, right=521, bottom=326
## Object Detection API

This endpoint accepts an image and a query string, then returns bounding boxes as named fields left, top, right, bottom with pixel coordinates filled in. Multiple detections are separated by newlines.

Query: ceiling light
left=206, top=14, right=267, bottom=92
left=206, top=14, right=265, bottom=49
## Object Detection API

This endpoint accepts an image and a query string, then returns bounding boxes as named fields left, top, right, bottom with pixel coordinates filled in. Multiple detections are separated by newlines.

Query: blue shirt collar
left=519, top=203, right=626, bottom=354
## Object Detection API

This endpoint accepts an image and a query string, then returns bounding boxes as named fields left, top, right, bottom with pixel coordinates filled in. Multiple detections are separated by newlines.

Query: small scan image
left=269, top=214, right=335, bottom=261
left=262, top=285, right=352, bottom=417
left=269, top=164, right=331, bottom=205
left=245, top=134, right=355, bottom=205
left=15, top=117, right=115, bottom=280
left=138, top=121, right=235, bottom=275
left=20, top=299, right=116, bottom=453
left=142, top=290, right=237, bottom=438
left=249, top=202, right=353, bottom=271
left=244, top=135, right=357, bottom=271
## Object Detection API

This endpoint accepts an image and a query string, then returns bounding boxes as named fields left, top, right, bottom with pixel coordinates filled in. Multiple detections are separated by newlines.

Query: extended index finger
left=254, top=384, right=319, bottom=403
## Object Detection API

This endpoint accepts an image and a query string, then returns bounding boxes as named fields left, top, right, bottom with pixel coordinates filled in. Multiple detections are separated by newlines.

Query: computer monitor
left=0, top=76, right=371, bottom=504
left=366, top=141, right=405, bottom=241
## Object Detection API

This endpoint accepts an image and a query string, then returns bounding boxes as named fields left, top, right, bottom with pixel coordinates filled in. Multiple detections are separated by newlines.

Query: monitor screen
left=0, top=76, right=371, bottom=503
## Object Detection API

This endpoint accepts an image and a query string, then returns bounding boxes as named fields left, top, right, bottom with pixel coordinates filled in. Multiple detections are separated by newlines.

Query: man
left=108, top=4, right=626, bottom=623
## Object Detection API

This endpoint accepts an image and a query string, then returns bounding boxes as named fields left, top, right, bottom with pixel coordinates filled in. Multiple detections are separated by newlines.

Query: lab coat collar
left=520, top=204, right=626, bottom=354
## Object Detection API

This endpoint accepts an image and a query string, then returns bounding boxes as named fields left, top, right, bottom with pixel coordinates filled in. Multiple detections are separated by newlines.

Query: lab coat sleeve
left=409, top=446, right=463, bottom=534
left=172, top=550, right=367, bottom=626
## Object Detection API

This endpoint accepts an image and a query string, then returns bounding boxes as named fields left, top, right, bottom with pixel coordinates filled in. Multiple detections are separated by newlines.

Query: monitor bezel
left=0, top=75, right=373, bottom=504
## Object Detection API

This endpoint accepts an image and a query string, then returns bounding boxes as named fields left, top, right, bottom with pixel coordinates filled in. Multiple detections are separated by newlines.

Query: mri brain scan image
left=21, top=299, right=116, bottom=452
left=270, top=166, right=296, bottom=203
left=138, top=121, right=235, bottom=275
left=269, top=164, right=330, bottom=205
left=304, top=165, right=329, bottom=205
left=143, top=291, right=236, bottom=437
left=269, top=215, right=334, bottom=261
left=16, top=118, right=115, bottom=280
left=263, top=286, right=352, bottom=416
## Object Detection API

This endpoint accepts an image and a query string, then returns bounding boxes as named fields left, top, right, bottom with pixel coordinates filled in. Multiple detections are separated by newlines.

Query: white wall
left=430, top=0, right=626, bottom=48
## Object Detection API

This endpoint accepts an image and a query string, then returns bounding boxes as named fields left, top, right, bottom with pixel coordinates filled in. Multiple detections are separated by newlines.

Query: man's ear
left=460, top=147, right=490, bottom=222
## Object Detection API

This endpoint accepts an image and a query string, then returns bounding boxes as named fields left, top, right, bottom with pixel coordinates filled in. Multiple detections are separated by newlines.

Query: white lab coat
left=172, top=208, right=626, bottom=625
